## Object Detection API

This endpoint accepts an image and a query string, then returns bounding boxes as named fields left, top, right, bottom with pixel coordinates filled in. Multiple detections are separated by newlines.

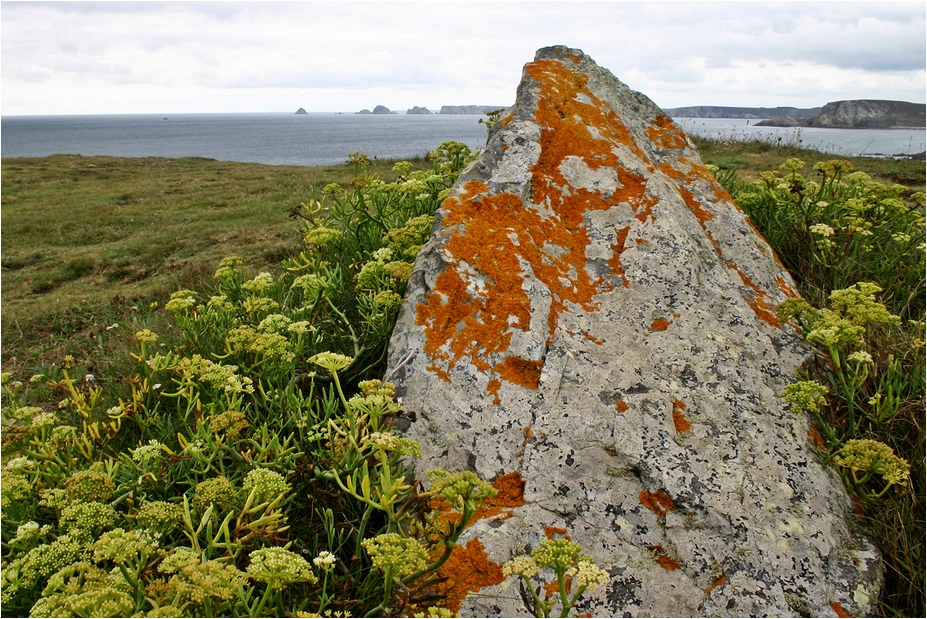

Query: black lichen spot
left=607, top=576, right=642, bottom=609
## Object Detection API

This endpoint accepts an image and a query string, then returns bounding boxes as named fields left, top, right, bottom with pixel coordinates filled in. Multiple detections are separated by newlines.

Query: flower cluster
left=1, top=534, right=89, bottom=603
left=502, top=555, right=540, bottom=578
left=304, top=226, right=343, bottom=247
left=193, top=476, right=240, bottom=514
left=381, top=214, right=434, bottom=260
left=131, top=440, right=164, bottom=467
left=165, top=290, right=198, bottom=313
left=29, top=562, right=136, bottom=619
left=781, top=381, right=829, bottom=414
left=347, top=393, right=402, bottom=417
left=532, top=538, right=583, bottom=571
left=312, top=551, right=337, bottom=571
left=65, top=470, right=115, bottom=503
left=828, top=283, right=900, bottom=329
left=159, top=556, right=248, bottom=607
left=92, top=528, right=159, bottom=565
left=309, top=352, right=353, bottom=373
left=242, top=296, right=280, bottom=315
left=834, top=439, right=910, bottom=487
left=363, top=432, right=422, bottom=458
left=226, top=325, right=295, bottom=364
left=135, top=329, right=159, bottom=343
left=361, top=533, right=428, bottom=577
left=373, top=290, right=403, bottom=310
left=257, top=313, right=292, bottom=334
left=60, top=501, right=117, bottom=535
left=427, top=469, right=497, bottom=512
left=177, top=355, right=255, bottom=394
left=358, top=379, right=396, bottom=397
left=242, top=468, right=291, bottom=505
left=246, top=547, right=318, bottom=590
left=242, top=272, right=275, bottom=294
left=291, top=273, right=330, bottom=295
left=135, top=501, right=184, bottom=535
left=569, top=557, right=610, bottom=591
left=209, top=410, right=249, bottom=441
left=214, top=256, right=244, bottom=281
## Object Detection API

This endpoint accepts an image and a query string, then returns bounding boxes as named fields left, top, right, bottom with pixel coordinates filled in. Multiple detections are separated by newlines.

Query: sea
left=1, top=113, right=924, bottom=167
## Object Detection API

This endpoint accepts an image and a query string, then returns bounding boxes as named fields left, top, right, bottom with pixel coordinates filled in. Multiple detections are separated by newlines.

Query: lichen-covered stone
left=386, top=45, right=881, bottom=617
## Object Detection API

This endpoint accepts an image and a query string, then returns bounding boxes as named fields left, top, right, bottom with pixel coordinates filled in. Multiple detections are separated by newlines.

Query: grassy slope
left=1, top=155, right=421, bottom=369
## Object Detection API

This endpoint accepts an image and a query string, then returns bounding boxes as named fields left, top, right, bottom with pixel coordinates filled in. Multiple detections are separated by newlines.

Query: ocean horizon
left=2, top=112, right=924, bottom=167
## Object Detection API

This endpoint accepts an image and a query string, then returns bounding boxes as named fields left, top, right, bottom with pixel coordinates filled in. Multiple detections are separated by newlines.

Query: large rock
left=386, top=46, right=880, bottom=617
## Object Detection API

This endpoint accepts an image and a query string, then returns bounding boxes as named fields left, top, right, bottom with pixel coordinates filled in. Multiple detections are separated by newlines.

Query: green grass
left=1, top=154, right=428, bottom=373
left=691, top=135, right=926, bottom=189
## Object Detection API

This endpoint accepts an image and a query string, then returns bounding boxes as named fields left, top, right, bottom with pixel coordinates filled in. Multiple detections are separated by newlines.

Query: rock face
left=664, top=105, right=820, bottom=120
left=386, top=46, right=881, bottom=617
left=758, top=99, right=925, bottom=128
left=810, top=99, right=925, bottom=128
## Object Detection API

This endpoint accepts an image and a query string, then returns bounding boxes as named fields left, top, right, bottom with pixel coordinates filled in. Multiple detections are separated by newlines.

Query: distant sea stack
left=757, top=100, right=925, bottom=129
left=295, top=107, right=308, bottom=115
left=407, top=106, right=433, bottom=115
left=356, top=105, right=396, bottom=115
left=439, top=105, right=506, bottom=114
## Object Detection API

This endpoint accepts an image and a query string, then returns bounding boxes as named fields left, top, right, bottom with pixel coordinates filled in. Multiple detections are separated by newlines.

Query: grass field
left=1, top=154, right=427, bottom=372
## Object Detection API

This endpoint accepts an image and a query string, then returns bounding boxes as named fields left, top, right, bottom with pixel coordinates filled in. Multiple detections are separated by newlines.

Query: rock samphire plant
left=1, top=142, right=498, bottom=618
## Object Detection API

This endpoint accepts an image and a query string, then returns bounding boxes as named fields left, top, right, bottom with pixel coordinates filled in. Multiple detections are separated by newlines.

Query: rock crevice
left=386, top=45, right=881, bottom=617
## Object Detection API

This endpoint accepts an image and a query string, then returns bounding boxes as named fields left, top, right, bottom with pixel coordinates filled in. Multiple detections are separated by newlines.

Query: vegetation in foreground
left=1, top=138, right=924, bottom=617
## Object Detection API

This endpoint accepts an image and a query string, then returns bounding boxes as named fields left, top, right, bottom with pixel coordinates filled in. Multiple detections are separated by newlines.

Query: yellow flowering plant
left=0, top=142, right=493, bottom=617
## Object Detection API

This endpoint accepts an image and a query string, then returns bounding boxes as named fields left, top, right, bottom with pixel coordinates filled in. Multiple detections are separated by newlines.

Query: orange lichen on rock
left=808, top=426, right=826, bottom=451
left=672, top=400, right=692, bottom=434
left=639, top=489, right=676, bottom=516
left=608, top=225, right=633, bottom=287
left=496, top=355, right=544, bottom=390
left=645, top=114, right=689, bottom=150
left=615, top=399, right=629, bottom=413
left=830, top=601, right=853, bottom=618
left=646, top=545, right=681, bottom=571
left=429, top=471, right=526, bottom=529
left=415, top=57, right=663, bottom=393
left=728, top=261, right=782, bottom=328
left=437, top=538, right=505, bottom=614
left=704, top=573, right=727, bottom=594
left=545, top=525, right=570, bottom=540
left=649, top=317, right=672, bottom=332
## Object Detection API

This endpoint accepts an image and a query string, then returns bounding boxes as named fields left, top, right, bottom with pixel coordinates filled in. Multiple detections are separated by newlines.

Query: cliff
left=406, top=106, right=433, bottom=115
left=664, top=105, right=820, bottom=119
left=757, top=99, right=925, bottom=128
left=439, top=105, right=505, bottom=115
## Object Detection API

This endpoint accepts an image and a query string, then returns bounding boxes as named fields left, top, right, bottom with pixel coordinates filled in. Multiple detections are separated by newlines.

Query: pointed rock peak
left=386, top=46, right=880, bottom=617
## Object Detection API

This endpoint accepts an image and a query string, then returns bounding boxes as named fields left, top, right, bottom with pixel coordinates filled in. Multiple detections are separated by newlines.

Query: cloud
left=1, top=1, right=923, bottom=115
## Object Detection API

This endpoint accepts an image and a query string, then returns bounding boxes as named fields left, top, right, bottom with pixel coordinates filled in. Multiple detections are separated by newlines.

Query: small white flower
left=85, top=374, right=96, bottom=382
left=153, top=383, right=162, bottom=390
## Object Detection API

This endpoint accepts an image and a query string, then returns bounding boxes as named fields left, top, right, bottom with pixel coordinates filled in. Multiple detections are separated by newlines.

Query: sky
left=1, top=1, right=924, bottom=116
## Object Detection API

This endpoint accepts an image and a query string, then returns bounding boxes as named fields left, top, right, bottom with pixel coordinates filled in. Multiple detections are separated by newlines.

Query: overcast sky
left=2, top=1, right=924, bottom=115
